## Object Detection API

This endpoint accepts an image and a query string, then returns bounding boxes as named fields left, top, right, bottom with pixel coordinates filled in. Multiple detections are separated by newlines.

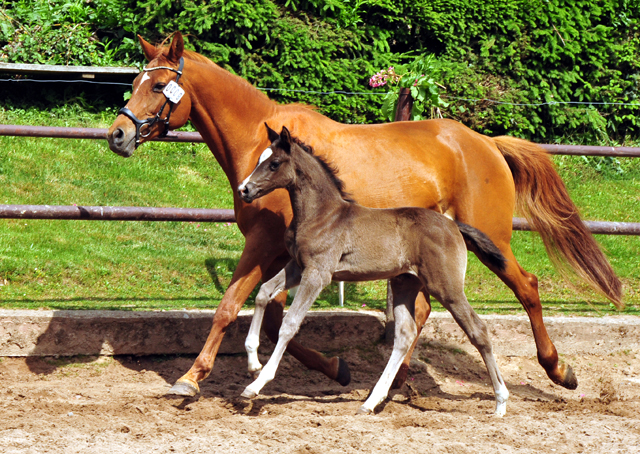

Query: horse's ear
left=138, top=35, right=157, bottom=61
left=265, top=123, right=279, bottom=143
left=167, top=31, right=184, bottom=64
left=280, top=126, right=292, bottom=153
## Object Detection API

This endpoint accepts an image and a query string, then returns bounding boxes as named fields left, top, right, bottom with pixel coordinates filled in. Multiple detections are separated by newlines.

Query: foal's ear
left=280, top=126, right=292, bottom=154
left=138, top=35, right=158, bottom=61
left=265, top=123, right=279, bottom=143
left=167, top=32, right=184, bottom=64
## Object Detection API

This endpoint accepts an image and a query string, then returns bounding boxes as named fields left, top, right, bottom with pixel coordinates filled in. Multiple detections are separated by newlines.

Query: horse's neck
left=288, top=151, right=348, bottom=226
left=186, top=60, right=277, bottom=188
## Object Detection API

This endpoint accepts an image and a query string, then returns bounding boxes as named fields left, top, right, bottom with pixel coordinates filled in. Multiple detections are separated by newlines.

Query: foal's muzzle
left=238, top=182, right=257, bottom=203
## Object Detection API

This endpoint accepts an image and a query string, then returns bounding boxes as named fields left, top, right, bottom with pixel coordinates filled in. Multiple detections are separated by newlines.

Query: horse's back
left=289, top=115, right=517, bottom=245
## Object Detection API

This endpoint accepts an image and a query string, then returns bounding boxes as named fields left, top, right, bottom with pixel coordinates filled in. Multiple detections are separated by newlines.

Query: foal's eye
left=269, top=161, right=281, bottom=171
left=153, top=83, right=166, bottom=92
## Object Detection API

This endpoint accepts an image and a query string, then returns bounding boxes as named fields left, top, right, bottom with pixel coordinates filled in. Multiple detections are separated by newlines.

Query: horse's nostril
left=114, top=128, right=124, bottom=141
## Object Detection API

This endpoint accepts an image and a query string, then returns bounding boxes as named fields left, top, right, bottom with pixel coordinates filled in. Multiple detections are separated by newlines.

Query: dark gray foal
left=237, top=125, right=510, bottom=416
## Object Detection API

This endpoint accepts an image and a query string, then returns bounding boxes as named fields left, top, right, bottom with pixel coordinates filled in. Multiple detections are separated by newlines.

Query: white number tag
left=163, top=80, right=185, bottom=103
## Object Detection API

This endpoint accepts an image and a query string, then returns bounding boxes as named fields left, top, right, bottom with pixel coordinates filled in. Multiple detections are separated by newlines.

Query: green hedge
left=1, top=0, right=639, bottom=141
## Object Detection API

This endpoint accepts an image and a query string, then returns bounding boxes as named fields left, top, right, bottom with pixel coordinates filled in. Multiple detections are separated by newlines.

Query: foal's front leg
left=242, top=267, right=332, bottom=399
left=245, top=260, right=302, bottom=378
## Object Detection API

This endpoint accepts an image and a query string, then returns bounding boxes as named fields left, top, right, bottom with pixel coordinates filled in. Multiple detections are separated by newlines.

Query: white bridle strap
left=142, top=65, right=183, bottom=76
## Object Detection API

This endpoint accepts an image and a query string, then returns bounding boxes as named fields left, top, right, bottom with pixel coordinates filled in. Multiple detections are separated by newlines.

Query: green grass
left=1, top=106, right=639, bottom=316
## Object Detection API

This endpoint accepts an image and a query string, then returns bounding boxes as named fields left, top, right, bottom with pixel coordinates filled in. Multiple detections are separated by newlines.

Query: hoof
left=336, top=358, right=351, bottom=386
left=390, top=363, right=409, bottom=390
left=241, top=388, right=258, bottom=399
left=167, top=380, right=199, bottom=397
left=494, top=402, right=507, bottom=418
left=356, top=405, right=372, bottom=415
left=550, top=363, right=578, bottom=390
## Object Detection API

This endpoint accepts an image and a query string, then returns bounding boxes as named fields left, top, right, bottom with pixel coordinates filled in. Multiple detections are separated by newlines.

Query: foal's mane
left=288, top=137, right=354, bottom=203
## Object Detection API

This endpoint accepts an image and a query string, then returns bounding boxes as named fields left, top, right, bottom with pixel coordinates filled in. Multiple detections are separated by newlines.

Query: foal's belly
left=331, top=267, right=416, bottom=283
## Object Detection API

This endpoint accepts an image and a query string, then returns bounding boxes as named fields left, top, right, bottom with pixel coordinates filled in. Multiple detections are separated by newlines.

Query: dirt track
left=1, top=326, right=639, bottom=454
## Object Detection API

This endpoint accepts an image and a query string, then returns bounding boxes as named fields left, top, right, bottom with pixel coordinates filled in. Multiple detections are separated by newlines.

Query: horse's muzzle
left=107, top=125, right=136, bottom=158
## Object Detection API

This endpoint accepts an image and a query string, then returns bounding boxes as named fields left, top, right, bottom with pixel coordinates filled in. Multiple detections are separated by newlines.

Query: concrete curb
left=0, top=309, right=638, bottom=357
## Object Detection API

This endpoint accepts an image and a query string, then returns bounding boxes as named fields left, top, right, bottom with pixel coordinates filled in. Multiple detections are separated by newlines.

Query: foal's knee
left=255, top=285, right=272, bottom=309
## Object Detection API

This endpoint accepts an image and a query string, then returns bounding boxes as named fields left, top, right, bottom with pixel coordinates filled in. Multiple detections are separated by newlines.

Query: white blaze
left=239, top=147, right=273, bottom=190
left=133, top=72, right=152, bottom=96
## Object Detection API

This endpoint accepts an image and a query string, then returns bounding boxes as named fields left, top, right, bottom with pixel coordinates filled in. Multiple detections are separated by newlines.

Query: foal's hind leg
left=391, top=290, right=431, bottom=389
left=359, top=275, right=422, bottom=414
left=430, top=284, right=509, bottom=416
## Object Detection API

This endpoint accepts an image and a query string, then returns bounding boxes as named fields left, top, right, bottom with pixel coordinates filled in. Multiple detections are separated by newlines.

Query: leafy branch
left=371, top=55, right=449, bottom=121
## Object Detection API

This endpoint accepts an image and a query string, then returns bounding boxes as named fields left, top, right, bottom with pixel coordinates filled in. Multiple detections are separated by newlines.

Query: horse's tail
left=455, top=221, right=507, bottom=272
left=492, top=136, right=623, bottom=308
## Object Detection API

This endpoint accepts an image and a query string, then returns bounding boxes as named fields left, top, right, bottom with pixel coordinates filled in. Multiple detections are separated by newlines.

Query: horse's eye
left=269, top=161, right=281, bottom=171
left=153, top=83, right=166, bottom=92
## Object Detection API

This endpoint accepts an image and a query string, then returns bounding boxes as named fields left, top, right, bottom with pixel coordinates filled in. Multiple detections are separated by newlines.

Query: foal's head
left=237, top=125, right=297, bottom=203
left=237, top=124, right=351, bottom=204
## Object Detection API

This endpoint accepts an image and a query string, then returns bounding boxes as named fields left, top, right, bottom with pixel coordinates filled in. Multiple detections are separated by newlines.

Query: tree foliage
left=1, top=0, right=639, bottom=142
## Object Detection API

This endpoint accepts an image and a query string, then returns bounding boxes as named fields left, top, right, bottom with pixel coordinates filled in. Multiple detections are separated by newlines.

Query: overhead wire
left=1, top=77, right=639, bottom=108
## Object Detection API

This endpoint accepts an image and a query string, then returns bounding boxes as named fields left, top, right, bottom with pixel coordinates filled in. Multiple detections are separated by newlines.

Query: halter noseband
left=118, top=57, right=185, bottom=148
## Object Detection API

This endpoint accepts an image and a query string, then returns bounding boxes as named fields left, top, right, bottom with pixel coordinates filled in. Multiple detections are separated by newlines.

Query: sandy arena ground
left=1, top=325, right=639, bottom=454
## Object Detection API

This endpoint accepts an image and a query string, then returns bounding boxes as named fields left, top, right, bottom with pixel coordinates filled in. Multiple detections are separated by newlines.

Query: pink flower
left=368, top=67, right=399, bottom=88
left=361, top=303, right=366, bottom=307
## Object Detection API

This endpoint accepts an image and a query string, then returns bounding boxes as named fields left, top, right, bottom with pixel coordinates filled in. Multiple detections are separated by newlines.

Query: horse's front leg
left=168, top=228, right=284, bottom=396
left=245, top=260, right=302, bottom=378
left=242, top=267, right=331, bottom=399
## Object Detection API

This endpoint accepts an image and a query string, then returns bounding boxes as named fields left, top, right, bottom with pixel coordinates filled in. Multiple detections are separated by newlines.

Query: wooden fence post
left=385, top=87, right=415, bottom=343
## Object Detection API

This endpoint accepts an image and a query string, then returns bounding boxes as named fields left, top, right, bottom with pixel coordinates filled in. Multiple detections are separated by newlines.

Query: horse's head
left=238, top=124, right=296, bottom=203
left=107, top=32, right=192, bottom=157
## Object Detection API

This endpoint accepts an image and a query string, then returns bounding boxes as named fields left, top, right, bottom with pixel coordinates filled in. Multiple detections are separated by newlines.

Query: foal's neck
left=288, top=149, right=349, bottom=225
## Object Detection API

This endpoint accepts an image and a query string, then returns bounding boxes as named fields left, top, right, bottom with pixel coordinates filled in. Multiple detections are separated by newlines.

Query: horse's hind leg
left=480, top=244, right=577, bottom=390
left=391, top=290, right=431, bottom=389
left=359, top=274, right=422, bottom=414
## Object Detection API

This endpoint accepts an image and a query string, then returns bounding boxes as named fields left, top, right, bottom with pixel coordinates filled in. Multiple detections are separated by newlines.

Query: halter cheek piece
left=118, top=57, right=185, bottom=148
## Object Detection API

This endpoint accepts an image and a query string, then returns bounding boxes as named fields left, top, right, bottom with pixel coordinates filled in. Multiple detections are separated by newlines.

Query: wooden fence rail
left=1, top=124, right=639, bottom=235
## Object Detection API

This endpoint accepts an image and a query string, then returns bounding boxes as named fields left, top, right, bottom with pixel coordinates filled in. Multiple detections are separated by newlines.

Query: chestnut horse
left=238, top=125, right=510, bottom=415
left=107, top=32, right=622, bottom=397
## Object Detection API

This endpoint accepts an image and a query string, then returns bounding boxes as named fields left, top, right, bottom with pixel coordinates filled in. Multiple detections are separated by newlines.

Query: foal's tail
left=455, top=221, right=507, bottom=272
left=492, top=136, right=623, bottom=308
